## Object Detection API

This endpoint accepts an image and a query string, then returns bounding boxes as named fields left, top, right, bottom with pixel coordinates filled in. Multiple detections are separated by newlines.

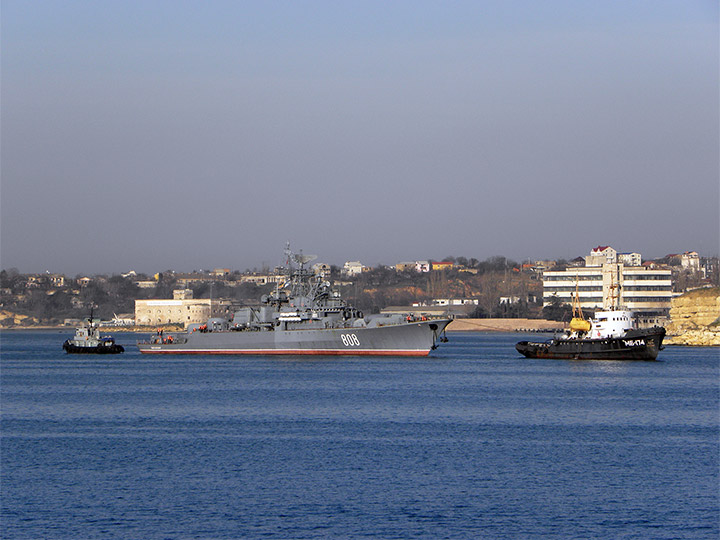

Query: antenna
left=284, top=241, right=292, bottom=265
left=294, top=253, right=317, bottom=266
left=608, top=272, right=621, bottom=310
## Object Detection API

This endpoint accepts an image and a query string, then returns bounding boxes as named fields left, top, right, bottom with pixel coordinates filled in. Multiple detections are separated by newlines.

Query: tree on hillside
left=492, top=300, right=531, bottom=318
left=469, top=305, right=489, bottom=318
left=106, top=275, right=139, bottom=295
left=542, top=295, right=571, bottom=321
left=23, top=290, right=74, bottom=321
left=0, top=269, right=26, bottom=294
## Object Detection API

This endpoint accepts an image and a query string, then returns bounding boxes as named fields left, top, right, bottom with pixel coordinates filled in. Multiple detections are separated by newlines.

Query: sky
left=1, top=0, right=718, bottom=275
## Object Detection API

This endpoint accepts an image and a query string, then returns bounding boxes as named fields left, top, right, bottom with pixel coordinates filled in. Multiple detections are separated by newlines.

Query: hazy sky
left=2, top=1, right=718, bottom=275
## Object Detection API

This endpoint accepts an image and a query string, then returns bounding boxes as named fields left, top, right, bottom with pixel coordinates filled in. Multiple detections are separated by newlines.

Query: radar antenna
left=293, top=253, right=317, bottom=266
left=283, top=243, right=317, bottom=268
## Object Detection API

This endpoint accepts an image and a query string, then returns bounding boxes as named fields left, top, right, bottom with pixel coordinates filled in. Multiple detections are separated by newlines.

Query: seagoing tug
left=516, top=280, right=665, bottom=360
left=63, top=311, right=124, bottom=354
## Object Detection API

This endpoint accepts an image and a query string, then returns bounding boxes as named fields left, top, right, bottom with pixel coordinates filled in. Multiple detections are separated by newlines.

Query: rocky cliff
left=664, top=287, right=720, bottom=346
left=0, top=310, right=41, bottom=327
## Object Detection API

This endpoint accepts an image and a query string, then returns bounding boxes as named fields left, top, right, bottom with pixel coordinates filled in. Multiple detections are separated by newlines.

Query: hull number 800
left=341, top=334, right=360, bottom=347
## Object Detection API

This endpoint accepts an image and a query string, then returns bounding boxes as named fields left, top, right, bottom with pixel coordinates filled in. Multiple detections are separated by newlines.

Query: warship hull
left=515, top=327, right=666, bottom=361
left=138, top=319, right=451, bottom=356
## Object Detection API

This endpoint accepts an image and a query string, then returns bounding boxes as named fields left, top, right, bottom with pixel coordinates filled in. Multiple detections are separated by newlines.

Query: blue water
left=1, top=330, right=718, bottom=539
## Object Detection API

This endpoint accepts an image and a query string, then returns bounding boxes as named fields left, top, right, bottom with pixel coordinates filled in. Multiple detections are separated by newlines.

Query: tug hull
left=516, top=327, right=666, bottom=360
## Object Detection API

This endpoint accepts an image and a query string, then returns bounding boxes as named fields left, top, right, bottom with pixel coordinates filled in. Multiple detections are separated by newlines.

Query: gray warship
left=138, top=248, right=451, bottom=356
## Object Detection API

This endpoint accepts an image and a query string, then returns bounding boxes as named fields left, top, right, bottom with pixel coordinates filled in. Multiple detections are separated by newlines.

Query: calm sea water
left=1, top=330, right=718, bottom=539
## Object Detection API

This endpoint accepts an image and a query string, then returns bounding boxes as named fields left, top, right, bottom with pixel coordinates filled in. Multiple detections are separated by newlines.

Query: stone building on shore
left=134, top=289, right=231, bottom=328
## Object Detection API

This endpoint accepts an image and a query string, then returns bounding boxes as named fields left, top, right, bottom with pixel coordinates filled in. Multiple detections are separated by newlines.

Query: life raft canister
left=569, top=317, right=591, bottom=333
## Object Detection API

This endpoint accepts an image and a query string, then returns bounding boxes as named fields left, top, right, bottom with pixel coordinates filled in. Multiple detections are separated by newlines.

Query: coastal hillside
left=665, top=287, right=720, bottom=346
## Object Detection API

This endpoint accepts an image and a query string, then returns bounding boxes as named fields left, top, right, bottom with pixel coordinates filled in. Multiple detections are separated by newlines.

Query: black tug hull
left=516, top=327, right=666, bottom=361
left=62, top=341, right=124, bottom=354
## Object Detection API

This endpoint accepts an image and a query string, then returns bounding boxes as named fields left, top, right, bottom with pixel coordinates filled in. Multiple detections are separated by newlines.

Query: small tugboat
left=63, top=313, right=124, bottom=354
left=516, top=282, right=665, bottom=360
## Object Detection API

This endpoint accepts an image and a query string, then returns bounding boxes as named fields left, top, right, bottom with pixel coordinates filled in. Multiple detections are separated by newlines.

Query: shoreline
left=3, top=321, right=717, bottom=346
left=2, top=318, right=565, bottom=333
left=446, top=318, right=563, bottom=333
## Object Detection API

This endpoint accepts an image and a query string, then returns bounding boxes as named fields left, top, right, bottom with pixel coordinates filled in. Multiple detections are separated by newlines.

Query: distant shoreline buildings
left=1, top=247, right=717, bottom=328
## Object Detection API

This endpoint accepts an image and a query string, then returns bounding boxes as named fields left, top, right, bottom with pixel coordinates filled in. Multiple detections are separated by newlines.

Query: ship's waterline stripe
left=139, top=348, right=429, bottom=356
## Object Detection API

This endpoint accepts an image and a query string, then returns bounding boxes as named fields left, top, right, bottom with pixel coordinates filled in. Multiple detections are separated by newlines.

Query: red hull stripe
left=139, top=348, right=429, bottom=357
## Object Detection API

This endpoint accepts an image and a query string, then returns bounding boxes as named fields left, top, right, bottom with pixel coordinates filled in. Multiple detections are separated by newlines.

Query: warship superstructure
left=138, top=247, right=451, bottom=356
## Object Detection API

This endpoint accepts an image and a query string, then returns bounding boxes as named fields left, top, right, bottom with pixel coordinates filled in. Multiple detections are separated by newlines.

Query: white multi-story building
left=586, top=246, right=642, bottom=268
left=427, top=298, right=480, bottom=307
left=585, top=246, right=617, bottom=267
left=544, top=247, right=672, bottom=324
left=618, top=252, right=642, bottom=267
left=681, top=251, right=700, bottom=271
